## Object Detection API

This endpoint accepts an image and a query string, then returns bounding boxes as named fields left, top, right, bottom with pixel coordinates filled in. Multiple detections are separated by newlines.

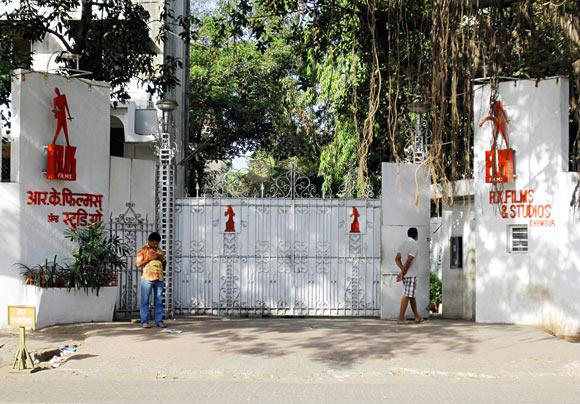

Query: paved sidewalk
left=1, top=318, right=579, bottom=403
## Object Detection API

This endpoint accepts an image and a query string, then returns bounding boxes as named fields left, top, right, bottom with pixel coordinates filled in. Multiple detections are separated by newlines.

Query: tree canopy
left=0, top=0, right=190, bottom=127
left=192, top=0, right=578, bottom=199
left=187, top=7, right=323, bottom=190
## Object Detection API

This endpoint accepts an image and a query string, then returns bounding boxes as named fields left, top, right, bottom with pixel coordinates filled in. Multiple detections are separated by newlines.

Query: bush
left=17, top=222, right=129, bottom=294
left=18, top=256, right=67, bottom=288
left=430, top=272, right=442, bottom=306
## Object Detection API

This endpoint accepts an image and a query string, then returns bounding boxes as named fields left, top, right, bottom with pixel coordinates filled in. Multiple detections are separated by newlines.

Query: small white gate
left=173, top=170, right=381, bottom=317
left=108, top=204, right=155, bottom=319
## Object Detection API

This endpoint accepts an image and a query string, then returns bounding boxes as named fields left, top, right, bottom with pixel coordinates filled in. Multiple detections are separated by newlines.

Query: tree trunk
left=74, top=0, right=93, bottom=55
left=188, top=158, right=207, bottom=195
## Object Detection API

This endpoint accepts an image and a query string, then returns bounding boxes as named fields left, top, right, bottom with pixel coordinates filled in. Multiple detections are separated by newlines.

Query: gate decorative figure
left=108, top=203, right=154, bottom=319
left=174, top=167, right=381, bottom=317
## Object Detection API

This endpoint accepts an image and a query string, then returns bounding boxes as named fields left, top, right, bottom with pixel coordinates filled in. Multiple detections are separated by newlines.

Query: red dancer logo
left=46, top=88, right=77, bottom=181
left=480, top=100, right=514, bottom=183
left=350, top=207, right=360, bottom=233
left=52, top=88, right=73, bottom=146
left=225, top=205, right=236, bottom=233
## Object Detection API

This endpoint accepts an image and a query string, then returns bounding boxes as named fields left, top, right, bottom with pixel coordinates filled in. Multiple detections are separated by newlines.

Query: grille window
left=509, top=225, right=528, bottom=253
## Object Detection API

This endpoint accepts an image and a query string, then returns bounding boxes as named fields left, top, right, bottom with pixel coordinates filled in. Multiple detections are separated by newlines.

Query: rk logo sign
left=46, top=88, right=77, bottom=181
left=485, top=148, right=515, bottom=183
left=480, top=100, right=515, bottom=184
left=47, top=144, right=76, bottom=180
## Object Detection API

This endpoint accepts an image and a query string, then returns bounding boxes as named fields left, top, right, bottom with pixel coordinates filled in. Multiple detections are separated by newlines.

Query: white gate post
left=380, top=163, right=430, bottom=319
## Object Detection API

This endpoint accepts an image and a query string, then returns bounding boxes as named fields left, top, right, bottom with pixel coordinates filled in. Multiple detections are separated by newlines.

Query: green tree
left=221, top=0, right=579, bottom=198
left=186, top=9, right=305, bottom=190
left=0, top=0, right=191, bottom=124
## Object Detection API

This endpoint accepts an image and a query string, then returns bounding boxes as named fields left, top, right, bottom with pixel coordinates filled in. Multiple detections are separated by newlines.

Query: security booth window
left=508, top=225, right=528, bottom=253
left=450, top=236, right=463, bottom=269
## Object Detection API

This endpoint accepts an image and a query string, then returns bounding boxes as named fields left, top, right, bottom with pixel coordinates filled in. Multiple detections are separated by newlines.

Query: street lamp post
left=155, top=98, right=178, bottom=317
left=409, top=102, right=430, bottom=164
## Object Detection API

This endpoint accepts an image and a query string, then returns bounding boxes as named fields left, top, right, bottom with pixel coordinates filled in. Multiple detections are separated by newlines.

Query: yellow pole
left=12, top=327, right=35, bottom=370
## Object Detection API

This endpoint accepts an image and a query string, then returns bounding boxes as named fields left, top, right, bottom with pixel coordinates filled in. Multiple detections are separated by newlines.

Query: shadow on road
left=2, top=317, right=557, bottom=368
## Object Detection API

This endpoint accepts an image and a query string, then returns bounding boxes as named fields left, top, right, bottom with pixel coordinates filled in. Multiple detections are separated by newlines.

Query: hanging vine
left=357, top=0, right=382, bottom=197
left=224, top=0, right=579, bottom=199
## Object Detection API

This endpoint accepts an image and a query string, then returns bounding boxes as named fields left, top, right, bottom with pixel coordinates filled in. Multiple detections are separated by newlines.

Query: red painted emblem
left=485, top=148, right=515, bottom=183
left=350, top=207, right=360, bottom=233
left=46, top=88, right=76, bottom=181
left=480, top=100, right=514, bottom=183
left=225, top=205, right=235, bottom=233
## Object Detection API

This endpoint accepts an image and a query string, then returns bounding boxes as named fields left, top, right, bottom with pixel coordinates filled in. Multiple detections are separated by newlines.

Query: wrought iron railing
left=194, top=164, right=379, bottom=200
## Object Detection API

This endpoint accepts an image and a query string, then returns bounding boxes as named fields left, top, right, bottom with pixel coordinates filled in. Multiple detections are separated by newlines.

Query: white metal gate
left=173, top=170, right=381, bottom=317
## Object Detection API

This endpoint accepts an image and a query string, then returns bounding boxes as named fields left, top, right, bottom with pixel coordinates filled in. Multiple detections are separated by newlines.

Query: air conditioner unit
left=110, top=101, right=158, bottom=143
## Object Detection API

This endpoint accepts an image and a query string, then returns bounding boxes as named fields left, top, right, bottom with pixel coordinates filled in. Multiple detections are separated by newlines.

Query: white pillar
left=380, top=163, right=430, bottom=319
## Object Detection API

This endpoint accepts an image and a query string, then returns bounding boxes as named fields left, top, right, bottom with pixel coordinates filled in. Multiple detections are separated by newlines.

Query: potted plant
left=19, top=223, right=129, bottom=328
left=64, top=222, right=128, bottom=295
left=19, top=264, right=38, bottom=286
left=17, top=256, right=65, bottom=288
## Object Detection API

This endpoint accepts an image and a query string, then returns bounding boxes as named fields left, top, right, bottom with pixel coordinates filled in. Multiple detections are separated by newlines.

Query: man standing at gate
left=395, top=227, right=423, bottom=324
left=136, top=232, right=167, bottom=328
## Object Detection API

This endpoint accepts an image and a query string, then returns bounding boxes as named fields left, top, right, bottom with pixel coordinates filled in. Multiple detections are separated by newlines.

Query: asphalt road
left=1, top=318, right=579, bottom=403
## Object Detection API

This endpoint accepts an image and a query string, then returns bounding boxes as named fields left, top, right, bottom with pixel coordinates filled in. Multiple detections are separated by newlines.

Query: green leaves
left=188, top=11, right=301, bottom=188
left=17, top=256, right=63, bottom=288
left=17, top=222, right=129, bottom=295
left=215, top=0, right=579, bottom=193
left=430, top=272, right=442, bottom=306
left=0, top=0, right=186, bottom=107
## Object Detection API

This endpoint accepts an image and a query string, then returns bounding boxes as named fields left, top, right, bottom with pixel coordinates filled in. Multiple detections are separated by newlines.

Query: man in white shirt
left=395, top=227, right=423, bottom=324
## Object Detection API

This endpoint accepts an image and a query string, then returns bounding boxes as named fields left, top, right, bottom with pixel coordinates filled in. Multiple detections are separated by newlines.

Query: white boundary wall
left=109, top=156, right=155, bottom=219
left=440, top=198, right=476, bottom=320
left=473, top=78, right=580, bottom=337
left=0, top=71, right=110, bottom=325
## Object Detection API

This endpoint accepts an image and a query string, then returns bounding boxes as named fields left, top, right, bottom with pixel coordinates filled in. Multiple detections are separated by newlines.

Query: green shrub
left=17, top=222, right=128, bottom=294
left=17, top=256, right=66, bottom=288
left=430, top=272, right=442, bottom=306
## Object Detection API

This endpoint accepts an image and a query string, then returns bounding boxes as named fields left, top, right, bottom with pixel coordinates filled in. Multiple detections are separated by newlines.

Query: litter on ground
left=160, top=328, right=183, bottom=334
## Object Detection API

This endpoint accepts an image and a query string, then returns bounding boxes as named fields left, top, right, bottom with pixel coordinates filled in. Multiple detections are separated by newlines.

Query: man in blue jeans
left=136, top=232, right=166, bottom=328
